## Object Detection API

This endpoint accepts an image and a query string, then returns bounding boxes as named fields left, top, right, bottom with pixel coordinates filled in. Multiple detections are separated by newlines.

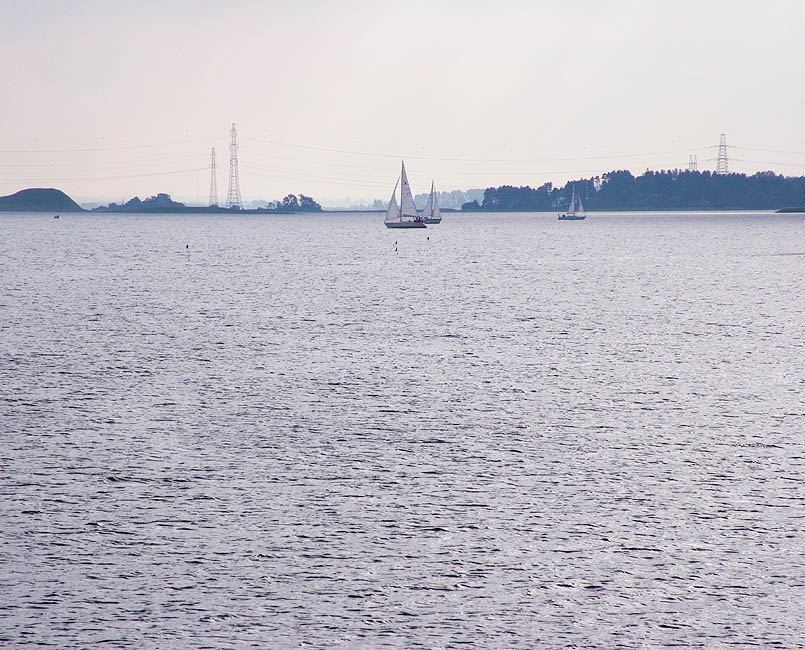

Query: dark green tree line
left=462, top=170, right=805, bottom=211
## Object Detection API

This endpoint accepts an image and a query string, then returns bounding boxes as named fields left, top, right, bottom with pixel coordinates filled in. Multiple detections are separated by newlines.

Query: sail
left=385, top=179, right=400, bottom=222
left=400, top=161, right=418, bottom=218
left=576, top=195, right=584, bottom=214
left=431, top=185, right=440, bottom=219
left=567, top=186, right=576, bottom=215
left=422, top=181, right=434, bottom=218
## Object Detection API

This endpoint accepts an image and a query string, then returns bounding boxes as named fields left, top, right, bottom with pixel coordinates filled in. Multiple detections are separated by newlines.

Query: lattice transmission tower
left=225, top=123, right=242, bottom=209
left=688, top=154, right=698, bottom=171
left=715, top=133, right=729, bottom=174
left=209, top=147, right=218, bottom=207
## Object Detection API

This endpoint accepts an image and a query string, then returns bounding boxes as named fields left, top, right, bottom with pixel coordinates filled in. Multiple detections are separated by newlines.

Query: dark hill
left=0, top=188, right=84, bottom=212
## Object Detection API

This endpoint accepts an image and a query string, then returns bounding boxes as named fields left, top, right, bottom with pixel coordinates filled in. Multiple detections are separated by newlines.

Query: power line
left=0, top=139, right=207, bottom=154
left=727, top=158, right=805, bottom=167
left=225, top=123, right=242, bottom=209
left=245, top=136, right=697, bottom=164
left=0, top=167, right=205, bottom=183
left=729, top=145, right=805, bottom=155
left=3, top=134, right=803, bottom=162
left=0, top=152, right=207, bottom=169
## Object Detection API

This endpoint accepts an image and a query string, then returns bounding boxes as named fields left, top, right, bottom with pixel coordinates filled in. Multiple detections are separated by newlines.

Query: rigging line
left=243, top=137, right=699, bottom=163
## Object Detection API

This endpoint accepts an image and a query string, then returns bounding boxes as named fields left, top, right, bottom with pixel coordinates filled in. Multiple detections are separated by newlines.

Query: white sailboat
left=559, top=184, right=586, bottom=220
left=385, top=161, right=426, bottom=229
left=421, top=181, right=442, bottom=224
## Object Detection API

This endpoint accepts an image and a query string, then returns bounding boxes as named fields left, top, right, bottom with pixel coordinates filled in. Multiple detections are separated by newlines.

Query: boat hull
left=558, top=215, right=586, bottom=220
left=385, top=220, right=427, bottom=228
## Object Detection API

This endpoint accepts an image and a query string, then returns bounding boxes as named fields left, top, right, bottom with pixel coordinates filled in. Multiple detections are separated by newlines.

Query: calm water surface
left=1, top=211, right=804, bottom=648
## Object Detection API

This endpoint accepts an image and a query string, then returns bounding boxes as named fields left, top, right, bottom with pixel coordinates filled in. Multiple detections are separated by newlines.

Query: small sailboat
left=421, top=181, right=442, bottom=224
left=559, top=185, right=586, bottom=220
left=385, top=161, right=426, bottom=229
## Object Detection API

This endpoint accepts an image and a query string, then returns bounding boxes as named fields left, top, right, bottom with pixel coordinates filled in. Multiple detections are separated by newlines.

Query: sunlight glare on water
left=1, top=211, right=804, bottom=648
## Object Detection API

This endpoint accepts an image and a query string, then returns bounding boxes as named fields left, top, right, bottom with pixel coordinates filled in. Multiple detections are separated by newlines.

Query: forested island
left=4, top=171, right=805, bottom=214
left=92, top=192, right=322, bottom=213
left=462, top=170, right=805, bottom=212
left=0, top=188, right=323, bottom=213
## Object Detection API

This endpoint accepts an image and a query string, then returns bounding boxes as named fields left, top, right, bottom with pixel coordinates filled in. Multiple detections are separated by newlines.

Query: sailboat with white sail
left=385, top=161, right=426, bottom=228
left=421, top=181, right=442, bottom=224
left=559, top=184, right=586, bottom=220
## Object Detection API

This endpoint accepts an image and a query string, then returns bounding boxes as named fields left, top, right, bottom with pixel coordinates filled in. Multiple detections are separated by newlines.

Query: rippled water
left=1, top=210, right=804, bottom=648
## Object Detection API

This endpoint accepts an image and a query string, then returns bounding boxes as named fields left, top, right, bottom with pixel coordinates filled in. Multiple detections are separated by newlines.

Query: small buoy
left=185, top=243, right=189, bottom=249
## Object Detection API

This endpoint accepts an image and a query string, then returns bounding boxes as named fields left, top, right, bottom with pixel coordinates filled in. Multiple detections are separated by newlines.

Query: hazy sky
left=2, top=0, right=804, bottom=206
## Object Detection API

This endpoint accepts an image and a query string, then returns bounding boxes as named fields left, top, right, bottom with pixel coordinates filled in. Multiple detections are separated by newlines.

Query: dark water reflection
left=1, top=211, right=803, bottom=648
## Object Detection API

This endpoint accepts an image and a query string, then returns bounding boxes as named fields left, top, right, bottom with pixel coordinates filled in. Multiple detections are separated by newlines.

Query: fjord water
left=1, top=211, right=803, bottom=648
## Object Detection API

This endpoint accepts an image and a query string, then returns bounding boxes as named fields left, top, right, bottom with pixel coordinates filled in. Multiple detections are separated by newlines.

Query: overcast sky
left=2, top=0, right=804, bottom=206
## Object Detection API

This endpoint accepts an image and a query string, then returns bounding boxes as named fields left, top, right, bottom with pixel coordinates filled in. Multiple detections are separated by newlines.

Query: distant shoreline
left=1, top=186, right=803, bottom=215
left=4, top=208, right=799, bottom=216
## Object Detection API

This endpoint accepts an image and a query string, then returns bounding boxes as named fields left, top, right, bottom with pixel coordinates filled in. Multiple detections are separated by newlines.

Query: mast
left=400, top=161, right=405, bottom=221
